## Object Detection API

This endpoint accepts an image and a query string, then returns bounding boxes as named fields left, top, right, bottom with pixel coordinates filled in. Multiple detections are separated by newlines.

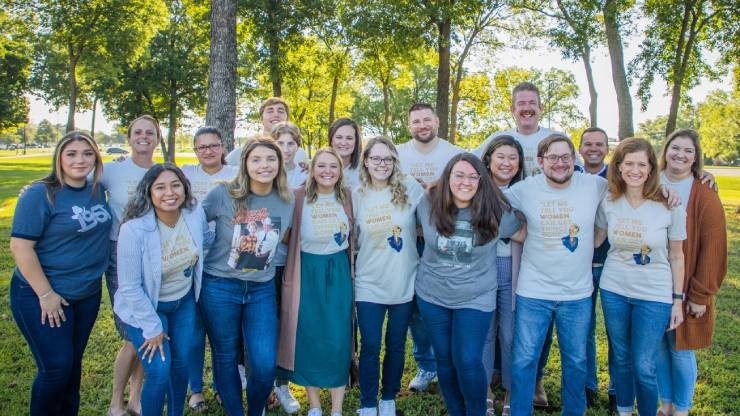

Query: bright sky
left=28, top=30, right=730, bottom=139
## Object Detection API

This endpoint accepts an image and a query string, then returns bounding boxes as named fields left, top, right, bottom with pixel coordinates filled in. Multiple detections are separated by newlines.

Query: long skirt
left=291, top=250, right=353, bottom=388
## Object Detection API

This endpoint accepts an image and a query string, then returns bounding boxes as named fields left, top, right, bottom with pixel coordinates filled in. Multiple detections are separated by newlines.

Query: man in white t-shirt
left=396, top=103, right=464, bottom=392
left=505, top=135, right=608, bottom=416
left=226, top=97, right=308, bottom=166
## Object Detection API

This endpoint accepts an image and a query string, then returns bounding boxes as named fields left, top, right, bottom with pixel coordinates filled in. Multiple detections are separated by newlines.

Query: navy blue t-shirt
left=12, top=182, right=112, bottom=300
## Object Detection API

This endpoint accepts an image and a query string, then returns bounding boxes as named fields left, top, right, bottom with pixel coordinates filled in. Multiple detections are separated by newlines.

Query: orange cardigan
left=675, top=179, right=727, bottom=350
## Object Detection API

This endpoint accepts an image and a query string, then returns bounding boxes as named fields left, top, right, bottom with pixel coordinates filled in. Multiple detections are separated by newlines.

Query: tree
left=602, top=0, right=635, bottom=138
left=631, top=0, right=739, bottom=136
left=0, top=7, right=32, bottom=130
left=29, top=0, right=166, bottom=132
left=207, top=0, right=238, bottom=151
left=636, top=102, right=697, bottom=149
left=697, top=88, right=739, bottom=164
left=34, top=119, right=60, bottom=146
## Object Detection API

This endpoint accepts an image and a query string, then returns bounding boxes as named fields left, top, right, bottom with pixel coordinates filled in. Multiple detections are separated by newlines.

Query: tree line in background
left=0, top=0, right=737, bottom=163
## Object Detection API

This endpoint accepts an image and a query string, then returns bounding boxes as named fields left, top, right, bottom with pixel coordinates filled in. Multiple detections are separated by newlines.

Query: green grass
left=0, top=156, right=738, bottom=415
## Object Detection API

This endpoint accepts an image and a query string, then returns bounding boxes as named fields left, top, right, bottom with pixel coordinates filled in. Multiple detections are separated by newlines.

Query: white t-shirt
left=286, top=165, right=308, bottom=189
left=596, top=196, right=686, bottom=304
left=353, top=177, right=424, bottom=304
left=660, top=173, right=694, bottom=209
left=226, top=142, right=308, bottom=167
left=100, top=158, right=150, bottom=240
left=506, top=173, right=607, bottom=301
left=397, top=138, right=464, bottom=185
left=474, top=127, right=561, bottom=177
left=181, top=164, right=238, bottom=203
left=343, top=166, right=361, bottom=190
left=300, top=194, right=350, bottom=255
left=158, top=215, right=198, bottom=302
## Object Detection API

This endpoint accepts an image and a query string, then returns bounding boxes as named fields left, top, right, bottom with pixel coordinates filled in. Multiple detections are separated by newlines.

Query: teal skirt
left=291, top=250, right=352, bottom=388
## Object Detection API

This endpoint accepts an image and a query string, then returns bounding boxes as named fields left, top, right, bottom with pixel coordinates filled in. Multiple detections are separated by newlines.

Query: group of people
left=9, top=82, right=727, bottom=416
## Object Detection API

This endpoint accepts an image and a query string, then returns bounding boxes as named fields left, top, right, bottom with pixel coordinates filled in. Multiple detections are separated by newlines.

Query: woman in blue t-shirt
left=10, top=131, right=112, bottom=416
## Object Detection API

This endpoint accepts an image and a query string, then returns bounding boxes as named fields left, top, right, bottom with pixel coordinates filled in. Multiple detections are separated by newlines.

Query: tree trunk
left=449, top=71, right=462, bottom=144
left=665, top=1, right=698, bottom=136
left=91, top=95, right=98, bottom=138
left=329, top=74, right=339, bottom=125
left=66, top=48, right=79, bottom=133
left=382, top=78, right=390, bottom=137
left=603, top=0, right=633, bottom=138
left=206, top=0, right=237, bottom=152
left=268, top=33, right=282, bottom=96
left=436, top=19, right=452, bottom=140
left=581, top=44, right=598, bottom=127
left=167, top=93, right=177, bottom=164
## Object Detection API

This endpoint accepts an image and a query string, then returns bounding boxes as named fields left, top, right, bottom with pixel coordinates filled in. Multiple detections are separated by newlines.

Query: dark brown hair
left=328, top=118, right=362, bottom=169
left=482, top=135, right=525, bottom=187
left=537, top=134, right=575, bottom=157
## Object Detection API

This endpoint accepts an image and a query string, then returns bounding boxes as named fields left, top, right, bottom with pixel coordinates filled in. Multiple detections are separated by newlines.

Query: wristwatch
left=673, top=292, right=685, bottom=301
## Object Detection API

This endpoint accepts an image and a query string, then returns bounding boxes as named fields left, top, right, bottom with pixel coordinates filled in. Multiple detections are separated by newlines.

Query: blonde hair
left=305, top=147, right=348, bottom=204
left=127, top=115, right=163, bottom=142
left=607, top=138, right=665, bottom=203
left=226, top=138, right=292, bottom=211
left=270, top=121, right=303, bottom=147
left=36, top=131, right=103, bottom=203
left=358, top=136, right=409, bottom=208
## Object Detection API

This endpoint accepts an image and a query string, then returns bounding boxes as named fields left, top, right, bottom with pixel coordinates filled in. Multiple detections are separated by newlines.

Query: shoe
left=238, top=364, right=247, bottom=390
left=379, top=400, right=395, bottom=416
left=533, top=379, right=548, bottom=408
left=188, top=399, right=208, bottom=414
left=357, top=408, right=377, bottom=416
left=308, top=408, right=323, bottom=416
left=275, top=384, right=300, bottom=414
left=486, top=398, right=495, bottom=416
left=586, top=388, right=597, bottom=408
left=409, top=369, right=437, bottom=392
left=608, top=393, right=617, bottom=414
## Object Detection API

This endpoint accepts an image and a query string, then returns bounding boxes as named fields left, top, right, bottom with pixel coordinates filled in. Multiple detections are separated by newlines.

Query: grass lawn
left=0, top=155, right=737, bottom=415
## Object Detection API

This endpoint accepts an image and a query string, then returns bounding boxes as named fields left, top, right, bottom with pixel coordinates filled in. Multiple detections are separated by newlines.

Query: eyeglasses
left=194, top=143, right=222, bottom=153
left=451, top=172, right=481, bottom=183
left=367, top=156, right=394, bottom=166
left=542, top=153, right=573, bottom=163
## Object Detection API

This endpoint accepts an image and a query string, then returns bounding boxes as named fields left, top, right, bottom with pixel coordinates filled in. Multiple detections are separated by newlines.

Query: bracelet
left=39, top=290, right=53, bottom=299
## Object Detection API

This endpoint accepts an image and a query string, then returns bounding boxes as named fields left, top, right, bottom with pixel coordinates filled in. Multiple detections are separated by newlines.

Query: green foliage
left=697, top=89, right=740, bottom=164
left=0, top=8, right=32, bottom=130
left=33, top=119, right=62, bottom=145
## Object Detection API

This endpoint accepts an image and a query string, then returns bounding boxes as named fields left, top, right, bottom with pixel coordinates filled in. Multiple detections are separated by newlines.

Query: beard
left=412, top=128, right=437, bottom=143
left=544, top=169, right=573, bottom=184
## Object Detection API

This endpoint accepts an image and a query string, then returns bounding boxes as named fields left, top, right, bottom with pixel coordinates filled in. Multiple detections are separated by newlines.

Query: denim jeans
left=601, top=289, right=671, bottom=415
left=410, top=240, right=436, bottom=373
left=417, top=297, right=492, bottom=416
left=656, top=330, right=697, bottom=412
left=199, top=273, right=277, bottom=416
left=127, top=288, right=195, bottom=416
left=587, top=266, right=615, bottom=394
left=483, top=256, right=514, bottom=390
left=511, top=295, right=591, bottom=416
left=10, top=275, right=101, bottom=416
left=537, top=320, right=554, bottom=381
left=357, top=301, right=413, bottom=408
left=188, top=301, right=217, bottom=394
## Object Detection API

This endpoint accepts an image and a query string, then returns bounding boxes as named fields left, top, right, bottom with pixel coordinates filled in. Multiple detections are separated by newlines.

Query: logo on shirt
left=633, top=244, right=652, bottom=265
left=334, top=223, right=348, bottom=246
left=561, top=223, right=580, bottom=252
left=387, top=225, right=403, bottom=252
left=71, top=204, right=111, bottom=233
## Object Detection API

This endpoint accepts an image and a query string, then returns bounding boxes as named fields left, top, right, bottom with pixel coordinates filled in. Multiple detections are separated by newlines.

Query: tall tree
left=697, top=87, right=739, bottom=164
left=0, top=7, right=32, bottom=130
left=30, top=0, right=165, bottom=132
left=207, top=0, right=238, bottom=151
left=602, top=0, right=634, bottom=138
left=631, top=0, right=738, bottom=136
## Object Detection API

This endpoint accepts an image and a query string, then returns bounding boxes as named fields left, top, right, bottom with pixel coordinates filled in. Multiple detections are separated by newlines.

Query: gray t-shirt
left=202, top=184, right=294, bottom=282
left=414, top=195, right=520, bottom=311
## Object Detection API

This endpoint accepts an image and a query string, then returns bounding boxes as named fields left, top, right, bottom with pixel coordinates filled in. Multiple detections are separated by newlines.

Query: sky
left=28, top=29, right=730, bottom=140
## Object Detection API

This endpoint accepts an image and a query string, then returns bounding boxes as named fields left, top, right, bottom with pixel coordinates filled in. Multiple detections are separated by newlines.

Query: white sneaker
left=330, top=412, right=342, bottom=416
left=357, top=408, right=377, bottom=416
left=275, top=384, right=300, bottom=414
left=408, top=369, right=437, bottom=392
left=238, top=364, right=247, bottom=390
left=378, top=400, right=396, bottom=416
left=308, top=408, right=323, bottom=416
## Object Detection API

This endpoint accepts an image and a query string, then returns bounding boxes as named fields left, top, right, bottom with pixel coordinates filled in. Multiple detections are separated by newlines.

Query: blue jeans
left=417, top=297, right=492, bottom=416
left=587, top=266, right=615, bottom=394
left=188, top=301, right=217, bottom=394
left=357, top=301, right=413, bottom=408
left=127, top=288, right=196, bottom=416
left=601, top=289, right=671, bottom=415
left=410, top=240, right=436, bottom=373
left=656, top=331, right=697, bottom=411
left=10, top=275, right=101, bottom=416
left=199, top=273, right=277, bottom=416
left=483, top=256, right=514, bottom=390
left=511, top=295, right=591, bottom=416
left=537, top=320, right=554, bottom=381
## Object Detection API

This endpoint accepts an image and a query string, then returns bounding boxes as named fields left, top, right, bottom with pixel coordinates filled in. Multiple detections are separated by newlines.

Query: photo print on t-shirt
left=387, top=225, right=403, bottom=252
left=436, top=220, right=475, bottom=265
left=228, top=208, right=281, bottom=271
left=633, top=244, right=652, bottom=265
left=334, top=223, right=348, bottom=246
left=561, top=223, right=580, bottom=252
left=539, top=199, right=577, bottom=251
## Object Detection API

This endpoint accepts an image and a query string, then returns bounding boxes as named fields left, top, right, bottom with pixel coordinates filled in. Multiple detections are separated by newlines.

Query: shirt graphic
left=228, top=208, right=281, bottom=271
left=633, top=244, right=652, bottom=265
left=71, top=204, right=111, bottom=233
left=334, top=223, right=348, bottom=246
left=561, top=223, right=580, bottom=252
left=436, top=220, right=475, bottom=266
left=387, top=225, right=403, bottom=252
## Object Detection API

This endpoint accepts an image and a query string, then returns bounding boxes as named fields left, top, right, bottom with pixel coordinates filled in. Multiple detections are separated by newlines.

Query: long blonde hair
left=36, top=131, right=103, bottom=203
left=226, top=138, right=292, bottom=211
left=305, top=147, right=348, bottom=204
left=358, top=136, right=409, bottom=208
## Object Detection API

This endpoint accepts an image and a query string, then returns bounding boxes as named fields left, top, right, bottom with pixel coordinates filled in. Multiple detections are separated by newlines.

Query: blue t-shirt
left=12, top=182, right=112, bottom=300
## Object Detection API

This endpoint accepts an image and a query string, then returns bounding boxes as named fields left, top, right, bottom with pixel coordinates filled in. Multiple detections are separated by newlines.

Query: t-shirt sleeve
left=668, top=205, right=687, bottom=241
left=498, top=210, right=521, bottom=239
left=502, top=184, right=522, bottom=210
left=594, top=175, right=608, bottom=200
left=407, top=177, right=425, bottom=207
left=11, top=184, right=51, bottom=241
left=202, top=184, right=224, bottom=221
left=595, top=198, right=608, bottom=230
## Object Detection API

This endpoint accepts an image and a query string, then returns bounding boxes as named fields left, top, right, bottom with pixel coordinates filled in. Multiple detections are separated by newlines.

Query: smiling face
left=276, top=133, right=298, bottom=165
left=664, top=136, right=696, bottom=177
left=449, top=161, right=480, bottom=208
left=539, top=141, right=575, bottom=186
left=246, top=145, right=280, bottom=187
left=150, top=170, right=185, bottom=216
left=331, top=125, right=357, bottom=161
left=261, top=103, right=288, bottom=133
left=60, top=139, right=97, bottom=186
left=313, top=152, right=341, bottom=194
left=489, top=144, right=520, bottom=187
left=194, top=133, right=224, bottom=170
left=579, top=130, right=608, bottom=169
left=408, top=108, right=439, bottom=143
left=511, top=90, right=543, bottom=133
left=127, top=118, right=160, bottom=154
left=619, top=151, right=651, bottom=189
left=364, top=142, right=394, bottom=185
